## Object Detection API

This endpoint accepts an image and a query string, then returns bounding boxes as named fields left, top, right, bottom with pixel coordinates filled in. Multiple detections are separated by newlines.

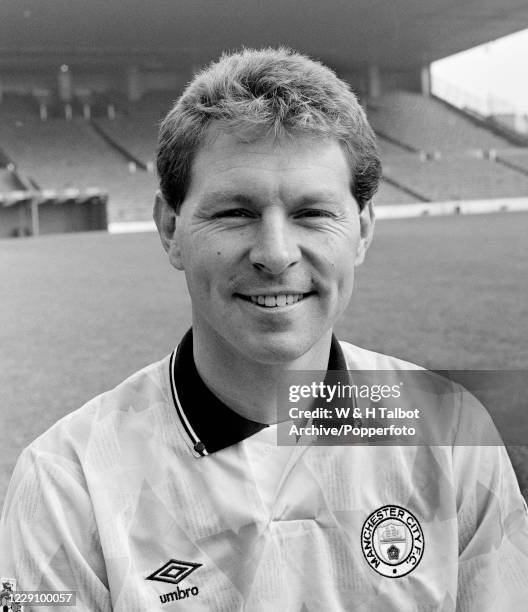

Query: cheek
left=336, top=268, right=356, bottom=300
left=332, top=259, right=358, bottom=308
left=184, top=243, right=232, bottom=293
left=335, top=229, right=361, bottom=282
left=325, top=240, right=359, bottom=284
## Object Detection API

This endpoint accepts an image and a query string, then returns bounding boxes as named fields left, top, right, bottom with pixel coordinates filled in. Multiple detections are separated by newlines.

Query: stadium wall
left=1, top=68, right=55, bottom=94
left=1, top=65, right=195, bottom=104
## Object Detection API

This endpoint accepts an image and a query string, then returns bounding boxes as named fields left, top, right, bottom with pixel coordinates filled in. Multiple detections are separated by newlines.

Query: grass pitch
left=1, top=211, right=527, bottom=505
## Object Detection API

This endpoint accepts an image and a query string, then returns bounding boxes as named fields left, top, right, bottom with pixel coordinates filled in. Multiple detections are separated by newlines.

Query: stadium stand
left=95, top=116, right=158, bottom=167
left=0, top=118, right=157, bottom=224
left=365, top=91, right=528, bottom=205
left=374, top=179, right=421, bottom=205
left=0, top=168, right=23, bottom=192
left=368, top=91, right=515, bottom=153
left=89, top=91, right=181, bottom=167
left=126, top=90, right=180, bottom=120
left=377, top=136, right=416, bottom=157
left=497, top=149, right=528, bottom=174
left=1, top=87, right=528, bottom=232
left=0, top=93, right=38, bottom=119
left=383, top=153, right=528, bottom=201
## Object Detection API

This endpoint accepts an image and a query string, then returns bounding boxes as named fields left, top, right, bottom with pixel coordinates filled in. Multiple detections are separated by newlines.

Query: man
left=1, top=48, right=527, bottom=611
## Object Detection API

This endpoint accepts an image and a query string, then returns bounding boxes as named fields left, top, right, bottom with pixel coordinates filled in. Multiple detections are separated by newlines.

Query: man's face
left=160, top=131, right=372, bottom=364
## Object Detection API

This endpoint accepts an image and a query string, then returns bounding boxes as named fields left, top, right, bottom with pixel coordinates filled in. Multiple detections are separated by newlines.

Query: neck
left=192, top=326, right=333, bottom=424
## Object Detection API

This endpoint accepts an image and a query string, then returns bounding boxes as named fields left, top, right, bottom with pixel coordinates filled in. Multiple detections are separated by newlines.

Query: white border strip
left=108, top=220, right=157, bottom=234
left=107, top=198, right=528, bottom=233
left=375, top=197, right=528, bottom=219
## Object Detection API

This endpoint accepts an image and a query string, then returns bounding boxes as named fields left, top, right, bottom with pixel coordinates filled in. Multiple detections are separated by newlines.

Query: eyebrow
left=199, top=191, right=255, bottom=208
left=199, top=189, right=343, bottom=208
left=295, top=192, right=343, bottom=206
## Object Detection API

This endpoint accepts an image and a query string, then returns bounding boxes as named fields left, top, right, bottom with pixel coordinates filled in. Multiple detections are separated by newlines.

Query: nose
left=249, top=208, right=301, bottom=275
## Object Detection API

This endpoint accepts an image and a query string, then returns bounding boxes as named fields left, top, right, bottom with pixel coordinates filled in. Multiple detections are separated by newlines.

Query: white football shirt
left=1, top=330, right=527, bottom=611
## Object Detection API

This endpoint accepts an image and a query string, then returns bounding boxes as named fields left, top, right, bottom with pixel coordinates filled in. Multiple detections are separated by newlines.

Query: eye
left=294, top=208, right=336, bottom=219
left=213, top=208, right=255, bottom=219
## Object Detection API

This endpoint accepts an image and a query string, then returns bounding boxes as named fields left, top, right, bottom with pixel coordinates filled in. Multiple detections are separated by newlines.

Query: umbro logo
left=146, top=559, right=202, bottom=585
left=147, top=559, right=202, bottom=605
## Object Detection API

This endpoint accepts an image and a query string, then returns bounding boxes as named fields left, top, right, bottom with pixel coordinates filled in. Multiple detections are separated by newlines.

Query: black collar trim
left=170, top=328, right=348, bottom=456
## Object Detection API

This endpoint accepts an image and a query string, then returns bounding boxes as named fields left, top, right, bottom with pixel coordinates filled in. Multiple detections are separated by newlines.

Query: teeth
left=248, top=294, right=305, bottom=307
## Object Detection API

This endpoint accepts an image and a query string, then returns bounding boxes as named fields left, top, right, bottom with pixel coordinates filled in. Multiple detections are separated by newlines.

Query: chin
left=241, top=332, right=316, bottom=365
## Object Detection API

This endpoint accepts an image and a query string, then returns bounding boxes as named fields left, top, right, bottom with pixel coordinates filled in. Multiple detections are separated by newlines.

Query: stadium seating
left=0, top=168, right=22, bottom=191
left=383, top=153, right=528, bottom=201
left=0, top=118, right=157, bottom=223
left=368, top=91, right=513, bottom=153
left=95, top=116, right=159, bottom=167
left=375, top=179, right=420, bottom=205
left=377, top=136, right=415, bottom=157
left=366, top=91, right=528, bottom=204
left=1, top=89, right=528, bottom=229
left=498, top=149, right=528, bottom=173
left=91, top=91, right=181, bottom=167
left=126, top=90, right=179, bottom=120
left=0, top=93, right=38, bottom=118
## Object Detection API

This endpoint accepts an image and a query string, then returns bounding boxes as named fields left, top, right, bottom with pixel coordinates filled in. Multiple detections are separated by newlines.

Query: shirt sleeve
left=0, top=446, right=112, bottom=612
left=452, top=389, right=528, bottom=611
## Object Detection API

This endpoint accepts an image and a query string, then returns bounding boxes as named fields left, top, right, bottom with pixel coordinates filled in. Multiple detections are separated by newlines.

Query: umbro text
left=160, top=585, right=199, bottom=604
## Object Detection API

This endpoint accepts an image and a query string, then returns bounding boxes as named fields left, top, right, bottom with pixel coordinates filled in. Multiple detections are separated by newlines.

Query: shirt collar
left=169, top=328, right=348, bottom=456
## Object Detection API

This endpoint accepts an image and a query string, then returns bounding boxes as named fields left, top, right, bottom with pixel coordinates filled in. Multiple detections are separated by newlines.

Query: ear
left=354, top=200, right=375, bottom=267
left=153, top=191, right=184, bottom=270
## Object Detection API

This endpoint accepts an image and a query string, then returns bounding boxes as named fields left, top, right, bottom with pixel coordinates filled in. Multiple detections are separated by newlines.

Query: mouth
left=235, top=292, right=314, bottom=308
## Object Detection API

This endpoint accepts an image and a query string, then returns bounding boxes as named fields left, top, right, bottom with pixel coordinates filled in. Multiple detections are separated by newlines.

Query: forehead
left=186, top=129, right=352, bottom=200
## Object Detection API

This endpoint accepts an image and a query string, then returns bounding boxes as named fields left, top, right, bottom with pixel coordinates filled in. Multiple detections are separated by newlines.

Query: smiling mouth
left=236, top=292, right=313, bottom=308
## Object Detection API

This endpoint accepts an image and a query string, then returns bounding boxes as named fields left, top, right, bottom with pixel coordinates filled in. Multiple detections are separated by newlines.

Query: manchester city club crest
left=361, top=505, right=424, bottom=578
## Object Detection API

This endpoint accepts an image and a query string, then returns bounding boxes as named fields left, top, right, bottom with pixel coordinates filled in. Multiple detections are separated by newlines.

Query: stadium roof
left=1, top=0, right=528, bottom=71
